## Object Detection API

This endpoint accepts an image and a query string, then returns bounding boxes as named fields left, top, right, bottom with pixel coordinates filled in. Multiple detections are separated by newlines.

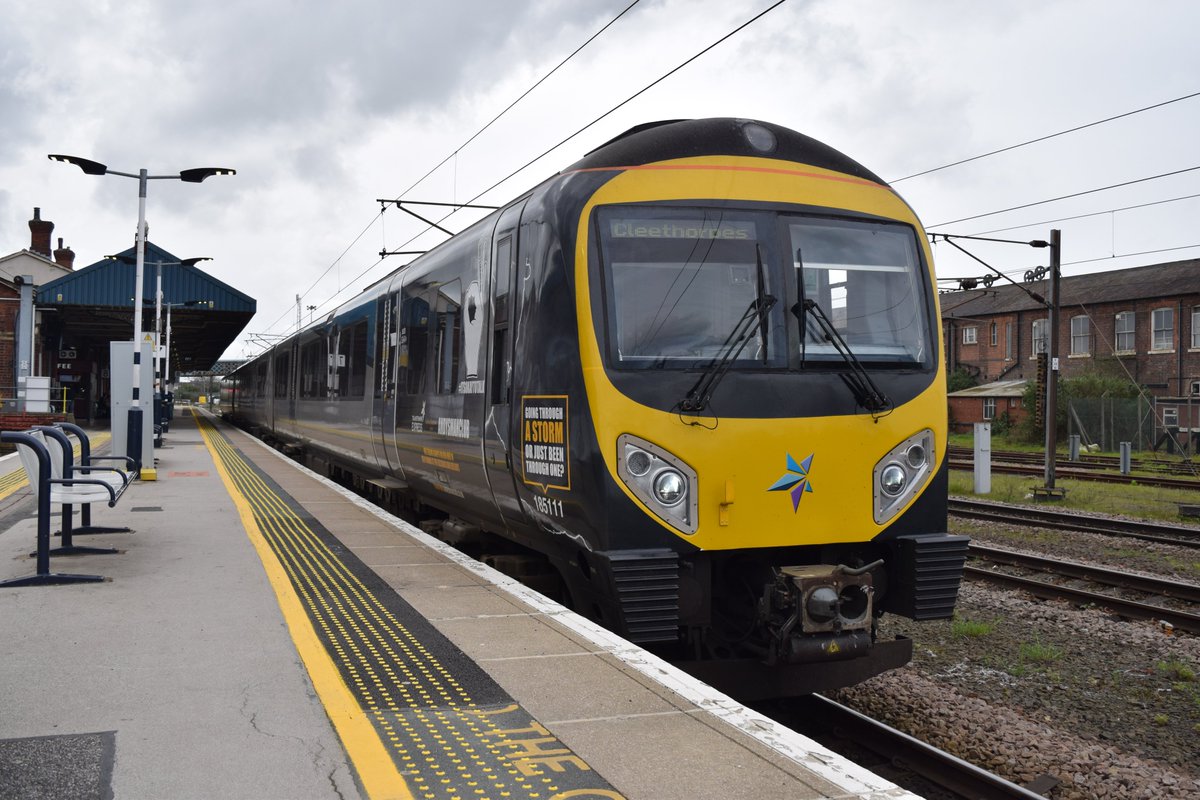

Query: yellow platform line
left=194, top=409, right=414, bottom=800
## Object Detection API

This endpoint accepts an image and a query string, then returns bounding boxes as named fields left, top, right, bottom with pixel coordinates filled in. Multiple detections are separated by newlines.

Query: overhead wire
left=386, top=0, right=643, bottom=204
left=890, top=90, right=1200, bottom=183
left=260, top=0, right=788, bottom=347
left=928, top=165, right=1200, bottom=228
left=455, top=0, right=789, bottom=210
left=256, top=1, right=644, bottom=345
left=968, top=192, right=1200, bottom=237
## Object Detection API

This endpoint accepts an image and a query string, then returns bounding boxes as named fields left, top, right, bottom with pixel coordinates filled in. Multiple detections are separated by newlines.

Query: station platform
left=0, top=409, right=918, bottom=800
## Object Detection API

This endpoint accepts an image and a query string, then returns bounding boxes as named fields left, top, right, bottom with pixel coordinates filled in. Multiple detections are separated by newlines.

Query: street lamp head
left=178, top=167, right=236, bottom=183
left=48, top=154, right=107, bottom=175
left=106, top=255, right=211, bottom=267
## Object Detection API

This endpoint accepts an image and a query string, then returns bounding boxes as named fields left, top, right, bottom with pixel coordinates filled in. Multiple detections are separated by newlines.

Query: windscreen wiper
left=680, top=254, right=776, bottom=415
left=792, top=298, right=891, bottom=414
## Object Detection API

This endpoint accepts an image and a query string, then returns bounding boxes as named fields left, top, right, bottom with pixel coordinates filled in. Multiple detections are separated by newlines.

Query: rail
left=780, top=694, right=1052, bottom=799
left=948, top=497, right=1200, bottom=549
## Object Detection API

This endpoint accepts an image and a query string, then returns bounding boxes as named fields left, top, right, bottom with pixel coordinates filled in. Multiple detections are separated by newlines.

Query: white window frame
left=983, top=397, right=996, bottom=420
left=963, top=326, right=977, bottom=345
left=1152, top=307, right=1174, bottom=351
left=1031, top=318, right=1047, bottom=356
left=1114, top=311, right=1135, bottom=353
left=1191, top=305, right=1200, bottom=349
left=1070, top=315, right=1090, bottom=355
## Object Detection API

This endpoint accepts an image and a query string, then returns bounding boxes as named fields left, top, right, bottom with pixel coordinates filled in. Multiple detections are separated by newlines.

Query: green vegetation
left=948, top=471, right=1200, bottom=525
left=1019, top=638, right=1063, bottom=665
left=1157, top=660, right=1196, bottom=683
left=951, top=618, right=995, bottom=638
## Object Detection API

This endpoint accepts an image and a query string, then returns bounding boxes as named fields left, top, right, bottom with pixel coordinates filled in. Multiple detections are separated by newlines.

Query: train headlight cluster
left=873, top=429, right=935, bottom=524
left=617, top=434, right=698, bottom=534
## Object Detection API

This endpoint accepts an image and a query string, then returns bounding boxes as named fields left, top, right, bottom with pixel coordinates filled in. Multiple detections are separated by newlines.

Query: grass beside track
left=948, top=470, right=1200, bottom=524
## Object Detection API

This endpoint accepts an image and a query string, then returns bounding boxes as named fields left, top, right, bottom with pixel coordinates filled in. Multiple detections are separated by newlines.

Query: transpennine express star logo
left=768, top=453, right=815, bottom=512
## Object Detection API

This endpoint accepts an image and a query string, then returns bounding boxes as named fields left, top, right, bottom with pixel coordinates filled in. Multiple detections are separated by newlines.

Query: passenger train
left=227, top=118, right=968, bottom=697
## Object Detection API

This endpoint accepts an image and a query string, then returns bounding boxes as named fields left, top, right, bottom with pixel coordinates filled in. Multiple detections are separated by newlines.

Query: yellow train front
left=230, top=118, right=967, bottom=698
left=527, top=119, right=967, bottom=697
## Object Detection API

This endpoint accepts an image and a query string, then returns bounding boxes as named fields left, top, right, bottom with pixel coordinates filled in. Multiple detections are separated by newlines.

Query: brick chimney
left=53, top=237, right=76, bottom=270
left=29, top=207, right=53, bottom=257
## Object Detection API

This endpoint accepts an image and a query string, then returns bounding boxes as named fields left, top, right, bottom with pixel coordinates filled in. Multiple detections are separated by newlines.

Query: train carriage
left=228, top=119, right=968, bottom=697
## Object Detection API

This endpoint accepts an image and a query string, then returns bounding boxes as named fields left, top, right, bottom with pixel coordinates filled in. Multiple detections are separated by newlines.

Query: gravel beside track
left=830, top=513, right=1200, bottom=799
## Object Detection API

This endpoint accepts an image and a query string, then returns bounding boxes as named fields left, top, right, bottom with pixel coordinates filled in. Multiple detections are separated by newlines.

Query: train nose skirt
left=196, top=412, right=620, bottom=800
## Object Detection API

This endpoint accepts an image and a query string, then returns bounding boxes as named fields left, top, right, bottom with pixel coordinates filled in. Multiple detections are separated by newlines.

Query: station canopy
left=37, top=241, right=256, bottom=374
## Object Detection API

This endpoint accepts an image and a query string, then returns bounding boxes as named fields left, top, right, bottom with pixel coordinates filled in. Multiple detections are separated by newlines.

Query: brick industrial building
left=940, top=259, right=1200, bottom=447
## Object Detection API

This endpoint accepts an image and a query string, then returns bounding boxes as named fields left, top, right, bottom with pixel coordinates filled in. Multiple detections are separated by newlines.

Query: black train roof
left=565, top=118, right=886, bottom=185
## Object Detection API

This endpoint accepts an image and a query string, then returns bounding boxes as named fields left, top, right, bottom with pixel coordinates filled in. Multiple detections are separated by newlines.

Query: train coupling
left=761, top=562, right=880, bottom=665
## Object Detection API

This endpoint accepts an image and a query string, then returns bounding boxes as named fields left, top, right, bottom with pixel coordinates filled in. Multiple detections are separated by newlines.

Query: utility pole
left=1042, top=229, right=1062, bottom=493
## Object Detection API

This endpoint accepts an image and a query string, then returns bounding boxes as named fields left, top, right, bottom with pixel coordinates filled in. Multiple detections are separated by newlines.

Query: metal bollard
left=1068, top=434, right=1080, bottom=462
left=1119, top=442, right=1131, bottom=475
left=974, top=422, right=991, bottom=494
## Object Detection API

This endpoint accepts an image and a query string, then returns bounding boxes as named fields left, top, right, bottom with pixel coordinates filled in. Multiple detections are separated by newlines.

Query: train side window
left=273, top=351, right=291, bottom=398
left=434, top=279, right=463, bottom=394
left=338, top=320, right=368, bottom=398
left=400, top=288, right=430, bottom=395
left=299, top=338, right=326, bottom=398
left=491, top=236, right=512, bottom=405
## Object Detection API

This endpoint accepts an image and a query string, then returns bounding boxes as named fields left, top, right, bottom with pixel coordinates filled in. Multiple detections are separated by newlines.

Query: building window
left=963, top=326, right=977, bottom=345
left=1192, top=305, right=1199, bottom=349
left=1190, top=379, right=1200, bottom=396
left=1004, top=322, right=1012, bottom=360
left=1032, top=318, right=1047, bottom=356
left=1114, top=311, right=1134, bottom=353
left=983, top=397, right=996, bottom=420
left=990, top=322, right=997, bottom=347
left=1152, top=308, right=1173, bottom=351
left=1070, top=315, right=1090, bottom=355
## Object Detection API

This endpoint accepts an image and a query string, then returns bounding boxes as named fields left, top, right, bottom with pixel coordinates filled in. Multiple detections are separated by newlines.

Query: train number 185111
left=532, top=495, right=564, bottom=518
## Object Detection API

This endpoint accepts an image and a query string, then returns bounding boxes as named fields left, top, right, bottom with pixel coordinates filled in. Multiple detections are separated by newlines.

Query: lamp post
left=49, top=155, right=233, bottom=475
left=109, top=254, right=211, bottom=401
left=161, top=300, right=210, bottom=387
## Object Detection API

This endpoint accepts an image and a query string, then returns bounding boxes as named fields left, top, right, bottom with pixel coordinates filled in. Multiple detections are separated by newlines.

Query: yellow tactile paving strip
left=195, top=409, right=625, bottom=800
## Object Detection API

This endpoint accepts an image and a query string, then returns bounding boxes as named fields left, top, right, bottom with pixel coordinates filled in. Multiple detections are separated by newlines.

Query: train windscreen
left=596, top=206, right=931, bottom=370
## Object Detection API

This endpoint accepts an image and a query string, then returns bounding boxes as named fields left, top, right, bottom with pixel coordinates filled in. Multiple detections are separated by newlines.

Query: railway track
left=948, top=497, right=1200, bottom=549
left=948, top=446, right=1200, bottom=479
left=777, top=694, right=1053, bottom=799
left=967, top=543, right=1200, bottom=634
left=947, top=457, right=1200, bottom=489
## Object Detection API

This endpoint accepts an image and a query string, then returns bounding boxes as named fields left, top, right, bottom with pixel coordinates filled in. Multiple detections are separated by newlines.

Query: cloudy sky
left=2, top=0, right=1197, bottom=362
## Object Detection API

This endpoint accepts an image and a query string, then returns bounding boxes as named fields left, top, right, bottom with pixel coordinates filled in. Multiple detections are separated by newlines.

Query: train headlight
left=626, top=449, right=653, bottom=477
left=873, top=429, right=935, bottom=524
left=617, top=434, right=698, bottom=535
left=653, top=470, right=686, bottom=506
left=880, top=464, right=906, bottom=496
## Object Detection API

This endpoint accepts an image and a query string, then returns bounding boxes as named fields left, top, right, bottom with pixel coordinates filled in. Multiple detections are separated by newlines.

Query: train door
left=373, top=287, right=403, bottom=476
left=482, top=201, right=531, bottom=529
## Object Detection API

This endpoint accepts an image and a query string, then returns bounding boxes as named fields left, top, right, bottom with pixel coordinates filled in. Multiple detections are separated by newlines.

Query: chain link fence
left=1068, top=396, right=1198, bottom=456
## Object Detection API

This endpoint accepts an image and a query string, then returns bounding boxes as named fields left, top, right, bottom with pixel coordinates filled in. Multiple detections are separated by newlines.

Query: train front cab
left=565, top=151, right=969, bottom=695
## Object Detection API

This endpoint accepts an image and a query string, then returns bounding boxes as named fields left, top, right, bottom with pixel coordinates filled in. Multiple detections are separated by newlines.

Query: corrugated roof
left=948, top=379, right=1029, bottom=398
left=37, top=241, right=255, bottom=312
left=940, top=258, right=1199, bottom=318
left=34, top=240, right=255, bottom=372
